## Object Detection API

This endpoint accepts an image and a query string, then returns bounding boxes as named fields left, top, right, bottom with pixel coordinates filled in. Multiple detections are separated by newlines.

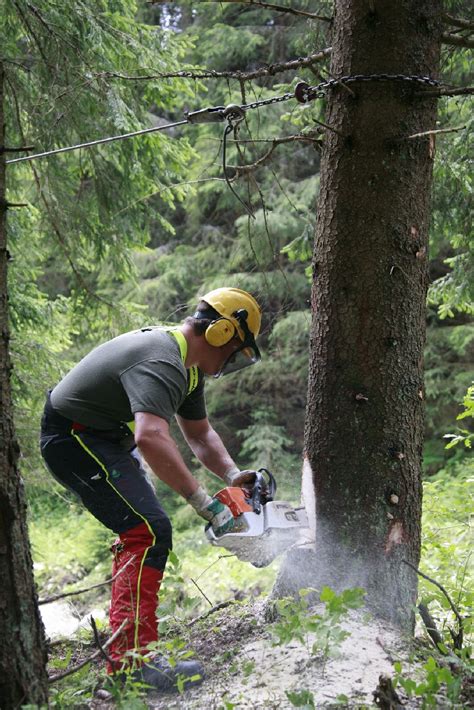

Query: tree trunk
left=0, top=63, right=48, bottom=708
left=275, top=1, right=442, bottom=628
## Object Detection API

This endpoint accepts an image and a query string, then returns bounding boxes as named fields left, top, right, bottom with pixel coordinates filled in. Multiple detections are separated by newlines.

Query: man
left=40, top=287, right=261, bottom=690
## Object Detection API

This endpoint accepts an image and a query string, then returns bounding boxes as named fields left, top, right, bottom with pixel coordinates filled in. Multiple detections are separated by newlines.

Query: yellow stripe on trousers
left=71, top=431, right=156, bottom=650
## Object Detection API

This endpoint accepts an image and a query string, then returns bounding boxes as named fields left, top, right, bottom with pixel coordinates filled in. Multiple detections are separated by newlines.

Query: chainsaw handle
left=250, top=468, right=277, bottom=514
left=258, top=468, right=277, bottom=499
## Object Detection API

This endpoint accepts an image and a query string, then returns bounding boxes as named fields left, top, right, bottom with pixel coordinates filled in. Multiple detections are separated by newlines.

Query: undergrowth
left=28, top=457, right=473, bottom=708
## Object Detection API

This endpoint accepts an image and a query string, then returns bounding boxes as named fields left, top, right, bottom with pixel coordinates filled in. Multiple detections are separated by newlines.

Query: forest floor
left=45, top=596, right=472, bottom=709
left=139, top=601, right=403, bottom=709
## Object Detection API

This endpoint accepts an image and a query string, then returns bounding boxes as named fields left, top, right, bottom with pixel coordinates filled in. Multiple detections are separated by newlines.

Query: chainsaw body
left=205, top=469, right=310, bottom=567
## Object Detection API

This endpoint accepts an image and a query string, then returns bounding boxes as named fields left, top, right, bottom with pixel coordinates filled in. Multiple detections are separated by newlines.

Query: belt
left=72, top=421, right=87, bottom=432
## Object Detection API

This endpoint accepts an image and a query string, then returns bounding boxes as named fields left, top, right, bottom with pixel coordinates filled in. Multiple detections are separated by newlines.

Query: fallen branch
left=39, top=554, right=136, bottom=605
left=193, top=553, right=236, bottom=582
left=90, top=616, right=116, bottom=674
left=402, top=559, right=464, bottom=650
left=188, top=599, right=238, bottom=627
left=190, top=578, right=213, bottom=607
left=48, top=619, right=127, bottom=683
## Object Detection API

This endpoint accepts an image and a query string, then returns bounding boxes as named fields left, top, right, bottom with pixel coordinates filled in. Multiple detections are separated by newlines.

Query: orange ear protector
left=204, top=317, right=236, bottom=347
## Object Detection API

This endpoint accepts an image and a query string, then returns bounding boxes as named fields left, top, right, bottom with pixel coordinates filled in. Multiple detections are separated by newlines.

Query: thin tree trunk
left=0, top=62, right=48, bottom=708
left=275, top=1, right=442, bottom=628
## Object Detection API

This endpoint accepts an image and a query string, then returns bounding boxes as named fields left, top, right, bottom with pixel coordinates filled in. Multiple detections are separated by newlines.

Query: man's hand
left=187, top=485, right=235, bottom=536
left=223, top=466, right=257, bottom=489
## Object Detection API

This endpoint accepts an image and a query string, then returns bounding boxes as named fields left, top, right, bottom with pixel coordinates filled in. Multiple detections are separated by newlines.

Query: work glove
left=187, top=485, right=235, bottom=536
left=223, top=465, right=257, bottom=489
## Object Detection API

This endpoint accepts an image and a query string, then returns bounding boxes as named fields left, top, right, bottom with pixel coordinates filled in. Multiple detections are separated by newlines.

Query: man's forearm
left=185, top=427, right=236, bottom=480
left=137, top=430, right=200, bottom=499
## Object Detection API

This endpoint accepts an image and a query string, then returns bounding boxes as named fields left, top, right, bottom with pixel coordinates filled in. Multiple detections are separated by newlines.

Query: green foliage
left=197, top=23, right=267, bottom=71
left=420, top=461, right=473, bottom=649
left=106, top=672, right=149, bottom=710
left=271, top=587, right=365, bottom=661
left=393, top=657, right=463, bottom=707
left=424, top=322, right=474, bottom=470
left=4, top=0, right=200, bottom=475
left=48, top=662, right=100, bottom=709
left=444, top=382, right=474, bottom=450
left=286, top=688, right=315, bottom=708
left=29, top=496, right=113, bottom=593
left=9, top=4, right=472, bottom=708
left=157, top=549, right=202, bottom=632
left=239, top=408, right=294, bottom=470
left=149, top=532, right=278, bottom=626
left=429, top=108, right=473, bottom=318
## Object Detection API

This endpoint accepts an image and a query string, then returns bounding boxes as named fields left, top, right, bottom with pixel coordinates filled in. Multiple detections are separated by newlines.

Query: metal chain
left=242, top=91, right=295, bottom=111
left=244, top=73, right=442, bottom=109
left=6, top=73, right=442, bottom=166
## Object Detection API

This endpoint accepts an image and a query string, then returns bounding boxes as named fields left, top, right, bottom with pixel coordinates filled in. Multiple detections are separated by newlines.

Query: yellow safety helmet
left=194, top=287, right=262, bottom=376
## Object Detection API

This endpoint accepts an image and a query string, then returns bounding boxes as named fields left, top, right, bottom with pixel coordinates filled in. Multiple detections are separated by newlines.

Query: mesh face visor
left=215, top=310, right=261, bottom=377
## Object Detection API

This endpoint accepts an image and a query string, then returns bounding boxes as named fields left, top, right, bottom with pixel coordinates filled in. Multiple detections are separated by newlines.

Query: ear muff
left=204, top=318, right=236, bottom=347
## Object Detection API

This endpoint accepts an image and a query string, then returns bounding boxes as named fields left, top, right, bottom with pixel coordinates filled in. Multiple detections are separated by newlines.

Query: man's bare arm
left=134, top=411, right=200, bottom=498
left=176, top=416, right=236, bottom=480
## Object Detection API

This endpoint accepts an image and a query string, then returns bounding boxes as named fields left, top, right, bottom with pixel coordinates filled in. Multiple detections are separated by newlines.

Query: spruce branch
left=12, top=0, right=49, bottom=66
left=441, top=32, right=474, bottom=49
left=94, top=47, right=331, bottom=83
left=217, top=0, right=332, bottom=22
left=417, top=86, right=474, bottom=98
left=405, top=124, right=467, bottom=139
left=0, top=145, right=35, bottom=154
left=442, top=14, right=474, bottom=31
left=227, top=132, right=322, bottom=176
left=6, top=76, right=120, bottom=310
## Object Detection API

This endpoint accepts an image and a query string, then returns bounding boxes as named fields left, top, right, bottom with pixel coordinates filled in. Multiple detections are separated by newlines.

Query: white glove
left=223, top=465, right=257, bottom=488
left=187, top=485, right=234, bottom=535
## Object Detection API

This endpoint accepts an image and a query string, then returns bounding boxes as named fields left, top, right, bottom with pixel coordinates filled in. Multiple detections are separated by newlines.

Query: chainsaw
left=205, top=468, right=310, bottom=568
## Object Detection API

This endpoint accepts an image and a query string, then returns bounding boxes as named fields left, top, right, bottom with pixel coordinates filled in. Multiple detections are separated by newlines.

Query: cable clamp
left=186, top=103, right=247, bottom=125
left=185, top=106, right=226, bottom=123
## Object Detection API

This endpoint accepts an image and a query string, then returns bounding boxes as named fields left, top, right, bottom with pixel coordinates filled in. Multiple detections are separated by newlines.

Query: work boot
left=134, top=656, right=205, bottom=692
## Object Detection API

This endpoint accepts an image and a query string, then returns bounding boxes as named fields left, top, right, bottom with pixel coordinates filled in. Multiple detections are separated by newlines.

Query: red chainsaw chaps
left=108, top=522, right=163, bottom=672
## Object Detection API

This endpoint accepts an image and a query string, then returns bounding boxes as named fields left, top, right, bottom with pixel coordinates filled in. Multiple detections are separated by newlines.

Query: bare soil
left=143, top=600, right=405, bottom=709
left=45, top=598, right=471, bottom=709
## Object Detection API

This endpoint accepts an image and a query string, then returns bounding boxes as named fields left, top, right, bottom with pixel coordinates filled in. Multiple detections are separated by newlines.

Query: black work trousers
left=39, top=395, right=172, bottom=571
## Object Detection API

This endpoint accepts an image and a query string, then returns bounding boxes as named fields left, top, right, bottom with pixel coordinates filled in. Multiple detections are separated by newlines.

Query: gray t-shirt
left=51, top=328, right=206, bottom=429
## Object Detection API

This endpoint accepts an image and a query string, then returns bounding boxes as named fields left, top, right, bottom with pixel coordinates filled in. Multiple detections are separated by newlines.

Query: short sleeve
left=177, top=372, right=207, bottom=420
left=120, top=360, right=187, bottom=422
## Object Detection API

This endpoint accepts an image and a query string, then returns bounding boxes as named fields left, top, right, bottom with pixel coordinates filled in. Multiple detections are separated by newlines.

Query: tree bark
left=0, top=62, right=48, bottom=708
left=274, top=0, right=442, bottom=628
